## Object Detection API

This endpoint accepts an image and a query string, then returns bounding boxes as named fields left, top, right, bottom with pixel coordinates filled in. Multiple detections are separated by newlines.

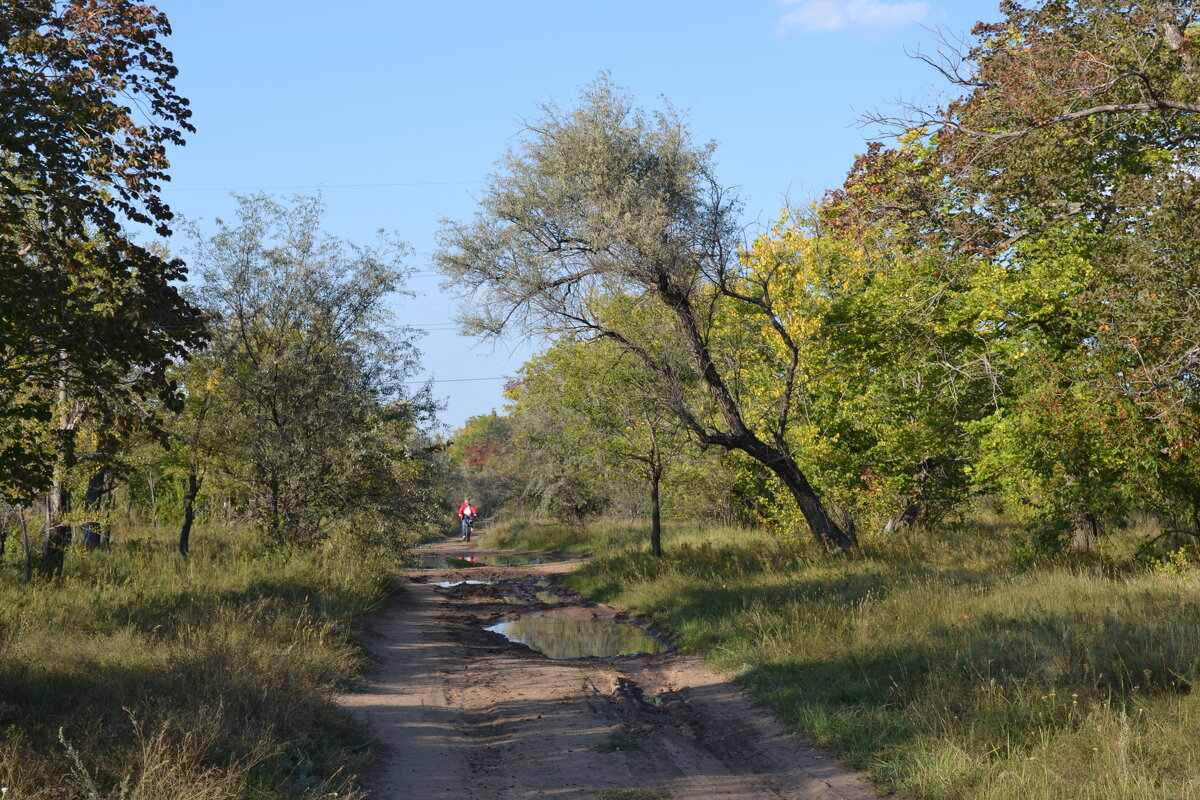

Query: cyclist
left=457, top=498, right=478, bottom=541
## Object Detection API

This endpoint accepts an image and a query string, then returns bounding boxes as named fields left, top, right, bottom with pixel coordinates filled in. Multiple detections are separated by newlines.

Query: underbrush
left=509, top=516, right=1200, bottom=800
left=0, top=521, right=398, bottom=799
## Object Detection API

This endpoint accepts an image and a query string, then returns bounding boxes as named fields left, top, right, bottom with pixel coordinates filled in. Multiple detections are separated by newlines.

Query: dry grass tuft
left=0, top=522, right=392, bottom=799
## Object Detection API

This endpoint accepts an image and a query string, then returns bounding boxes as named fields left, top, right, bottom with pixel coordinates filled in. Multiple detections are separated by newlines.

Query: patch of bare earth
left=339, top=538, right=883, bottom=799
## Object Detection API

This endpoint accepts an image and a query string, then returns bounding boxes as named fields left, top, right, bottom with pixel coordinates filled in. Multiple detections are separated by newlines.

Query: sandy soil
left=338, top=537, right=884, bottom=800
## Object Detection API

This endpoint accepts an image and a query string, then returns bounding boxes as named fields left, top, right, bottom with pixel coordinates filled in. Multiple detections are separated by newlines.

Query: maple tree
left=1, top=1, right=204, bottom=507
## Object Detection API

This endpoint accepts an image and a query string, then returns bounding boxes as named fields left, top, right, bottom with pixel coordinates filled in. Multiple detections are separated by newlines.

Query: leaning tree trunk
left=749, top=441, right=856, bottom=552
left=660, top=285, right=856, bottom=553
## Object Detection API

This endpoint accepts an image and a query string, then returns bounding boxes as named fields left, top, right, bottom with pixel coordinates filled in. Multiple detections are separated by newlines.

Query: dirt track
left=339, top=537, right=882, bottom=799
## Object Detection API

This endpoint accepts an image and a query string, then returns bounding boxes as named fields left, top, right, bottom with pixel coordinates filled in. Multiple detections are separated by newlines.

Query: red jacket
left=458, top=503, right=477, bottom=519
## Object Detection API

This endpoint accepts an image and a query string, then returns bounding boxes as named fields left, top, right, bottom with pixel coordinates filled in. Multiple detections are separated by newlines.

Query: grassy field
left=492, top=517, right=1200, bottom=800
left=0, top=521, right=398, bottom=799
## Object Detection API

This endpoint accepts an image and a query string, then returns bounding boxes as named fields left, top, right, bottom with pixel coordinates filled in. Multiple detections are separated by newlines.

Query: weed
left=596, top=730, right=640, bottom=753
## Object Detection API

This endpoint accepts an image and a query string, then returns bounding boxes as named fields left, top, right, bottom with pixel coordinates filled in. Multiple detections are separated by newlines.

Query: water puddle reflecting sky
left=486, top=614, right=667, bottom=659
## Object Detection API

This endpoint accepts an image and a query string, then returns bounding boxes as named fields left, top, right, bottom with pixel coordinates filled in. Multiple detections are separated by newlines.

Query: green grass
left=596, top=730, right=640, bottom=753
left=488, top=516, right=658, bottom=553
left=502, top=516, right=1200, bottom=800
left=0, top=520, right=399, bottom=799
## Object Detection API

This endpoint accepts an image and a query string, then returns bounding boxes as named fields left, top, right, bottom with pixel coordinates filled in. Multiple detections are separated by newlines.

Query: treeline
left=442, top=2, right=1199, bottom=554
left=0, top=3, right=443, bottom=578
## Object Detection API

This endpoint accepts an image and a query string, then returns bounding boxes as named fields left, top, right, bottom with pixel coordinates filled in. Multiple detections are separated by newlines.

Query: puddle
left=534, top=591, right=565, bottom=605
left=485, top=613, right=667, bottom=659
left=413, top=553, right=572, bottom=569
left=434, top=580, right=492, bottom=588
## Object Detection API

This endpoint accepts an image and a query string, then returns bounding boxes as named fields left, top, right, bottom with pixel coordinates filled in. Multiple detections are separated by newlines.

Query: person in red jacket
left=457, top=499, right=478, bottom=541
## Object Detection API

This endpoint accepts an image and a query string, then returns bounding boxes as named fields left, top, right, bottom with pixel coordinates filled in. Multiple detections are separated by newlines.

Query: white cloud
left=777, top=0, right=930, bottom=34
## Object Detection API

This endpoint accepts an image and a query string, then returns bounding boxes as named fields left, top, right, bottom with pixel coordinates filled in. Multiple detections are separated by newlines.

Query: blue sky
left=154, top=0, right=994, bottom=431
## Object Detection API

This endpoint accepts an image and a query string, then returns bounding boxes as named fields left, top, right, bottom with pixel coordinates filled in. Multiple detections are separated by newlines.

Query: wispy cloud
left=777, top=0, right=930, bottom=34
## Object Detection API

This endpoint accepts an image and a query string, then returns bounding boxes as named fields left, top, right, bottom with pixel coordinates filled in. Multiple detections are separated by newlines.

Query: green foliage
left=182, top=194, right=440, bottom=547
left=506, top=335, right=686, bottom=521
left=592, top=790, right=660, bottom=800
left=437, top=75, right=854, bottom=549
left=446, top=411, right=515, bottom=514
left=0, top=2, right=206, bottom=501
left=729, top=207, right=985, bottom=538
left=595, top=731, right=640, bottom=753
left=593, top=789, right=660, bottom=800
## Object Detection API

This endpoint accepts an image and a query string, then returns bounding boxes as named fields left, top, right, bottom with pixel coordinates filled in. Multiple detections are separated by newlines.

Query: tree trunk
left=179, top=469, right=201, bottom=557
left=1072, top=512, right=1099, bottom=551
left=659, top=285, right=855, bottom=553
left=883, top=457, right=940, bottom=535
left=21, top=509, right=32, bottom=583
left=758, top=446, right=856, bottom=552
left=883, top=502, right=922, bottom=536
left=102, top=486, right=116, bottom=547
left=649, top=467, right=663, bottom=557
left=41, top=426, right=75, bottom=578
left=82, top=460, right=110, bottom=552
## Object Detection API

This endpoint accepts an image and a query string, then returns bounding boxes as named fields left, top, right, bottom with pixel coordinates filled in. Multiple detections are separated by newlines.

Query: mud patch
left=486, top=611, right=668, bottom=659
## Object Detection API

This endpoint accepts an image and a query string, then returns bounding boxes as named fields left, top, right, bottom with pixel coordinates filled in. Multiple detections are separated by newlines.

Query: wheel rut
left=339, top=538, right=884, bottom=799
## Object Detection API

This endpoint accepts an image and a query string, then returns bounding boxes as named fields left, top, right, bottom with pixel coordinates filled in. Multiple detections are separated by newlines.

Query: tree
left=514, top=336, right=693, bottom=556
left=724, top=203, right=991, bottom=539
left=826, top=1, right=1200, bottom=541
left=187, top=194, right=436, bottom=546
left=447, top=411, right=517, bottom=515
left=1, top=1, right=204, bottom=528
left=437, top=77, right=856, bottom=552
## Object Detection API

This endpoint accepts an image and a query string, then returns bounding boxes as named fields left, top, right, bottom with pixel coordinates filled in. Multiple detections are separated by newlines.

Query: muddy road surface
left=339, top=538, right=881, bottom=800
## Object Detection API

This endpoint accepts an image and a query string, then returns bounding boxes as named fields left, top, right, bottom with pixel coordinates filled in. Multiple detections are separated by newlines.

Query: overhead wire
left=162, top=179, right=482, bottom=193
left=404, top=376, right=511, bottom=385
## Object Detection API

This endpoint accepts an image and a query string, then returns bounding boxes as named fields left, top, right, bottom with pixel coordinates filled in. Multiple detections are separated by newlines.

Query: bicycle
left=460, top=514, right=475, bottom=542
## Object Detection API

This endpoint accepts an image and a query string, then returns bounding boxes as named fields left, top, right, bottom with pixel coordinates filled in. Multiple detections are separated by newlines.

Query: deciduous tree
left=437, top=77, right=856, bottom=551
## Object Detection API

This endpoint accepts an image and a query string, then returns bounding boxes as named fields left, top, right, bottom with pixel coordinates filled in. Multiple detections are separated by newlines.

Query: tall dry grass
left=0, top=521, right=397, bottom=799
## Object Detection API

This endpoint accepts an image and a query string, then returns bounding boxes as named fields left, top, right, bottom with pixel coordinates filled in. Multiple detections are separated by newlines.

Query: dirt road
left=339, top=538, right=881, bottom=800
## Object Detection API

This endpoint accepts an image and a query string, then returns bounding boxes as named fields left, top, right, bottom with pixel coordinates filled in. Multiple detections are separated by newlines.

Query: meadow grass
left=0, top=521, right=398, bottom=799
left=494, top=517, right=1200, bottom=799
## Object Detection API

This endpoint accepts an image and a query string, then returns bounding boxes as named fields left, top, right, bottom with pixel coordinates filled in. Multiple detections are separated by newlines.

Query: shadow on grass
left=576, top=551, right=1200, bottom=773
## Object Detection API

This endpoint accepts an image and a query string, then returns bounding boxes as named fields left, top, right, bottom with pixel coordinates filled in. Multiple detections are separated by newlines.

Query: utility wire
left=404, top=376, right=510, bottom=385
left=163, top=180, right=482, bottom=193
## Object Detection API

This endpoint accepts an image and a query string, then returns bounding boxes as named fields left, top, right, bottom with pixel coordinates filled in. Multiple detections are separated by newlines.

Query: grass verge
left=495, top=517, right=1200, bottom=800
left=0, top=521, right=397, bottom=799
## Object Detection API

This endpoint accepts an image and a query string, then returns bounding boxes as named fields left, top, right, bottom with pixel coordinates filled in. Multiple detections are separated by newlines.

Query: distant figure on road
left=458, top=499, right=478, bottom=541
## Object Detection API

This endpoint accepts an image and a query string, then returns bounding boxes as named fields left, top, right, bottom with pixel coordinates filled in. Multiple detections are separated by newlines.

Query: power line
left=163, top=179, right=482, bottom=193
left=406, top=376, right=511, bottom=385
